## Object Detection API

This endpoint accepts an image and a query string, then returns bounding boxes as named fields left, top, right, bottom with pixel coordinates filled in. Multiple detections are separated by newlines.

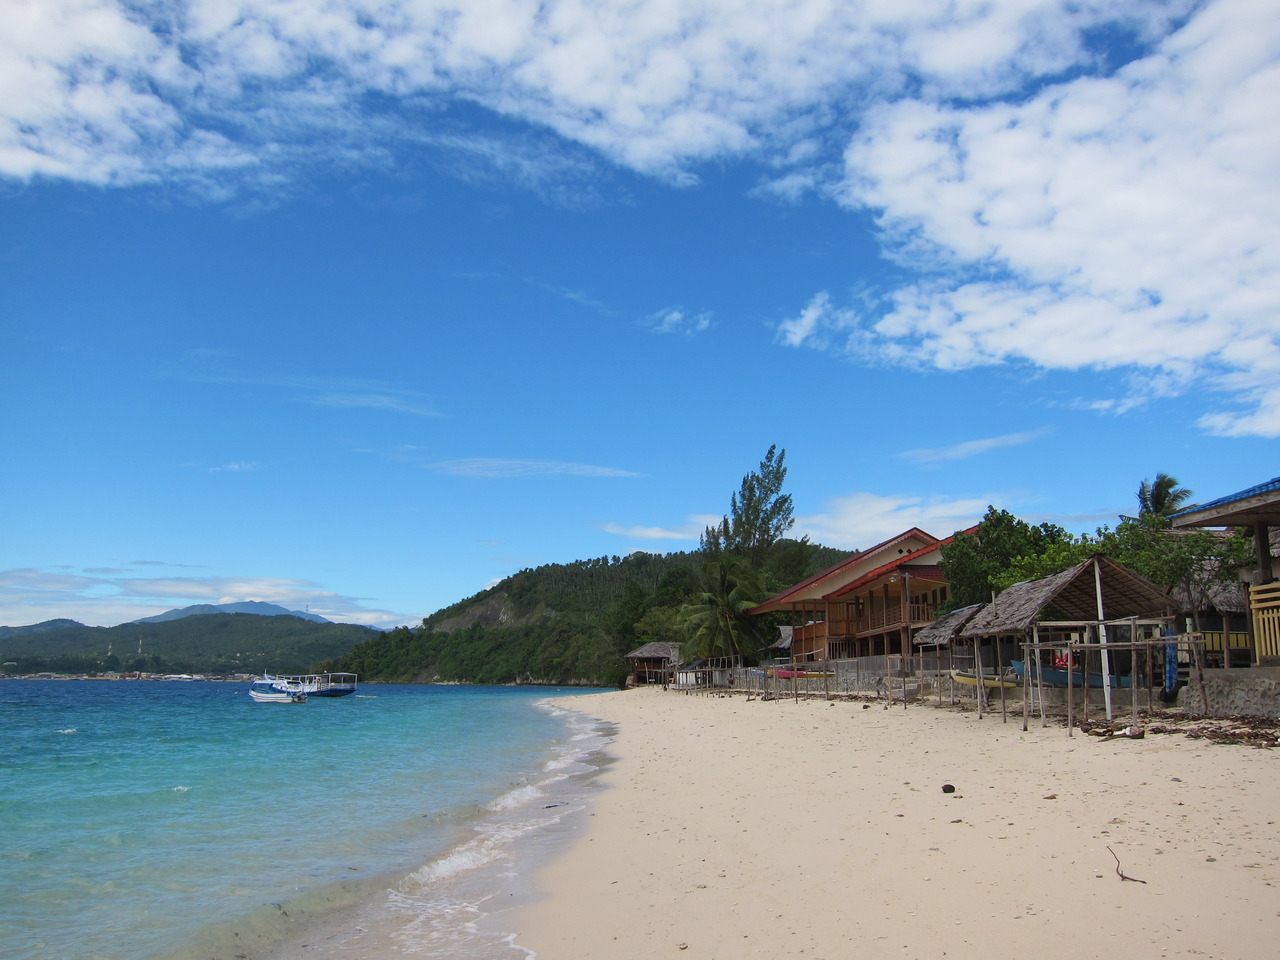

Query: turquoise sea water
left=0, top=680, right=611, bottom=960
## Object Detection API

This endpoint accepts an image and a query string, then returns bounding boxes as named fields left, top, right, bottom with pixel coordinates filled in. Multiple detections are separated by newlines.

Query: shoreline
left=512, top=687, right=1279, bottom=959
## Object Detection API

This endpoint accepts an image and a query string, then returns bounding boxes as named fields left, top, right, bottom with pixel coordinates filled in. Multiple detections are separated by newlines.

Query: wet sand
left=513, top=687, right=1280, bottom=960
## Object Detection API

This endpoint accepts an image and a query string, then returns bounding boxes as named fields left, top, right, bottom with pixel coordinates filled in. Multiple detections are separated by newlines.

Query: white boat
left=249, top=677, right=307, bottom=703
left=273, top=672, right=358, bottom=698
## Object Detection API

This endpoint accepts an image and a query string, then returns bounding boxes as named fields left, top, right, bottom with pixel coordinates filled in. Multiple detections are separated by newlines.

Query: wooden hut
left=1171, top=476, right=1280, bottom=664
left=959, top=557, right=1176, bottom=720
left=625, top=641, right=682, bottom=686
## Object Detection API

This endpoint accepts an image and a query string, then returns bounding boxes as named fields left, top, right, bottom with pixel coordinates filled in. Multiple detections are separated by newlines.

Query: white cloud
left=795, top=491, right=991, bottom=549
left=8, top=2, right=1275, bottom=434
left=822, top=0, right=1280, bottom=436
left=643, top=306, right=713, bottom=336
left=2, top=1, right=1189, bottom=188
left=601, top=520, right=702, bottom=541
left=899, top=428, right=1052, bottom=466
left=209, top=460, right=258, bottom=473
left=428, top=457, right=641, bottom=478
left=311, top=393, right=442, bottom=416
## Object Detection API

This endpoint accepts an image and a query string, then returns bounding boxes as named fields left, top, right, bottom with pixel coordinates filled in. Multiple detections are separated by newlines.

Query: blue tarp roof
left=1170, top=476, right=1280, bottom=521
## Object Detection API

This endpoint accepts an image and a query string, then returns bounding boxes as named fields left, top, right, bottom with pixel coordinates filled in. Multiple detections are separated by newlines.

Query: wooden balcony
left=791, top=604, right=938, bottom=648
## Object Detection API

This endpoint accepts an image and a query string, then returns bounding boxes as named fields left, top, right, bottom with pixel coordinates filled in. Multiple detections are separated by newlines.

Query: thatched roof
left=625, top=641, right=682, bottom=662
left=913, top=604, right=983, bottom=647
left=960, top=557, right=1171, bottom=638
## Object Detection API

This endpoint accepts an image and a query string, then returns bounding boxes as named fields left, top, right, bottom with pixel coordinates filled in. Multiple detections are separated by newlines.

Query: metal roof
left=1170, top=476, right=1280, bottom=528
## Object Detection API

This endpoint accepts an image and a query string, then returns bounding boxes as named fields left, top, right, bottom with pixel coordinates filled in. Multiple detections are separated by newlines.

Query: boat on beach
left=1010, top=660, right=1132, bottom=689
left=249, top=677, right=308, bottom=703
left=768, top=668, right=834, bottom=679
left=272, top=672, right=359, bottom=697
left=949, top=667, right=1020, bottom=688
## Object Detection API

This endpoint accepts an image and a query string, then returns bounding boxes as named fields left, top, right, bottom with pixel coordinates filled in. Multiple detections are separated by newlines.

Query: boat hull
left=1010, top=661, right=1132, bottom=689
left=949, top=668, right=1020, bottom=689
left=249, top=679, right=307, bottom=703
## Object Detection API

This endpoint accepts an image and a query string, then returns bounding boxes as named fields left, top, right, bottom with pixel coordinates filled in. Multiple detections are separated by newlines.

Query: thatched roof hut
left=913, top=603, right=983, bottom=647
left=960, top=557, right=1171, bottom=639
left=625, top=641, right=682, bottom=663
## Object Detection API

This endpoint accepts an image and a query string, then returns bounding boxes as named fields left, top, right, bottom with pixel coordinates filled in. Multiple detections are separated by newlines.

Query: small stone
left=942, top=783, right=956, bottom=793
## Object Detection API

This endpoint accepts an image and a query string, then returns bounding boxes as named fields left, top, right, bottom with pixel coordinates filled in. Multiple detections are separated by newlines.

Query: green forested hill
left=0, top=614, right=378, bottom=676
left=322, top=542, right=852, bottom=686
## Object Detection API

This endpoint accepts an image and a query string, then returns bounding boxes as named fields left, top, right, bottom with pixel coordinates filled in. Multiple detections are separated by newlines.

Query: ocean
left=0, top=679, right=613, bottom=960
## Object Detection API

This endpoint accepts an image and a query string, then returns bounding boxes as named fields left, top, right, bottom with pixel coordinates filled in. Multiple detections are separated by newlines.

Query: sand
left=513, top=687, right=1280, bottom=960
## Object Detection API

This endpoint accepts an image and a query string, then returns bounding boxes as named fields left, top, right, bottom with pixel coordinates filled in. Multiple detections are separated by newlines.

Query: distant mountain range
left=0, top=619, right=87, bottom=640
left=132, top=601, right=332, bottom=625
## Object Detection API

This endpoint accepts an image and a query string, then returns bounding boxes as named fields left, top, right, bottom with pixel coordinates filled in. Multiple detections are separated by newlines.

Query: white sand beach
left=514, top=687, right=1280, bottom=960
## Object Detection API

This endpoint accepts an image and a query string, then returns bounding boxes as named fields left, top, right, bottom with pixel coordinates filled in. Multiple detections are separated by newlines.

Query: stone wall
left=1186, top=667, right=1280, bottom=719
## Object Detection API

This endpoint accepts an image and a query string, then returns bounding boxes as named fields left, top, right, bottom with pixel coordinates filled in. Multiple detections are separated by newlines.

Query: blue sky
left=2, top=0, right=1277, bottom=629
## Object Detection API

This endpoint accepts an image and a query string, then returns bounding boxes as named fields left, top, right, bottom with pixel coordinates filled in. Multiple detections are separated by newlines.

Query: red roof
left=820, top=528, right=976, bottom=600
left=749, top=528, right=940, bottom=614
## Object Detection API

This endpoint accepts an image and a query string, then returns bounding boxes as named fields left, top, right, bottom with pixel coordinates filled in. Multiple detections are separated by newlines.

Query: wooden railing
left=1251, top=582, right=1280, bottom=660
left=792, top=605, right=939, bottom=645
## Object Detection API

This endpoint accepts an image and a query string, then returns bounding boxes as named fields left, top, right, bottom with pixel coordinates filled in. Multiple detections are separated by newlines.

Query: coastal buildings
left=1171, top=475, right=1280, bottom=665
left=749, top=527, right=975, bottom=662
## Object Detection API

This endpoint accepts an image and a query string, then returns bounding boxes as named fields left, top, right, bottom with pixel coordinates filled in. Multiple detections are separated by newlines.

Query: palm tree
left=1137, top=472, right=1194, bottom=521
left=679, top=555, right=766, bottom=662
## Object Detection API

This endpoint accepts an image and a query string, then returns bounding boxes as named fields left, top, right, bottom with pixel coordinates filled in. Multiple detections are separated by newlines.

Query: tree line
left=323, top=461, right=1254, bottom=686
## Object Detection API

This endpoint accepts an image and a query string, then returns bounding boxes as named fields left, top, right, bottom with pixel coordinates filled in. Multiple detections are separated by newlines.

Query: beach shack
left=957, top=556, right=1176, bottom=721
left=911, top=603, right=984, bottom=677
left=625, top=641, right=682, bottom=686
left=1170, top=475, right=1280, bottom=666
left=749, top=527, right=976, bottom=664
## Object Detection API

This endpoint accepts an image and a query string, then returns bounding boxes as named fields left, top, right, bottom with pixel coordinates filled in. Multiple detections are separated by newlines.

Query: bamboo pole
left=1093, top=559, right=1114, bottom=721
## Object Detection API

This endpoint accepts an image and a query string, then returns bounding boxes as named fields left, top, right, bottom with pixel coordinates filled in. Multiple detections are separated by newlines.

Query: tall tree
left=701, top=445, right=795, bottom=566
left=1137, top=472, right=1194, bottom=522
left=679, top=555, right=767, bottom=662
left=939, top=506, right=1076, bottom=608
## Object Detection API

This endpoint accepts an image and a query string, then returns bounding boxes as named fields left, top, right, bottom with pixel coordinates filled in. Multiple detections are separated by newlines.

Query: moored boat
left=248, top=678, right=307, bottom=703
left=273, top=672, right=358, bottom=697
left=1010, top=660, right=1132, bottom=689
left=949, top=667, right=1020, bottom=688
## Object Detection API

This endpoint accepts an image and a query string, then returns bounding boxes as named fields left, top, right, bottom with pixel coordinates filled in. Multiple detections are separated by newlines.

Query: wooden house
left=750, top=527, right=975, bottom=662
left=1171, top=476, right=1280, bottom=665
left=625, top=641, right=682, bottom=685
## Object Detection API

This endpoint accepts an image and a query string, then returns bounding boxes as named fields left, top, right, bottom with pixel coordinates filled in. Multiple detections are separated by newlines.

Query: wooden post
left=1193, top=636, right=1209, bottom=715
left=1021, top=638, right=1029, bottom=732
left=998, top=636, right=1007, bottom=723
left=1093, top=560, right=1114, bottom=721
left=975, top=640, right=985, bottom=720
left=1066, top=643, right=1075, bottom=736
left=1129, top=618, right=1139, bottom=729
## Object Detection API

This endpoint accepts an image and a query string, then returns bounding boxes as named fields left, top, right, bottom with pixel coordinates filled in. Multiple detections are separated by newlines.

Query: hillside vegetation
left=322, top=539, right=851, bottom=686
left=0, top=615, right=378, bottom=676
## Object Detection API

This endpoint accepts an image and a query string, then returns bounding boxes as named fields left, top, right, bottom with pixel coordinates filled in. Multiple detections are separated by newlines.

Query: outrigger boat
left=949, top=667, right=1021, bottom=689
left=769, top=668, right=834, bottom=679
left=271, top=672, right=358, bottom=697
left=1010, top=660, right=1132, bottom=689
left=249, top=677, right=308, bottom=703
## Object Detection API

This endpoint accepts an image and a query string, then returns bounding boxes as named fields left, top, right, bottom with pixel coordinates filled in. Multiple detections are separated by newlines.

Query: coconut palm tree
left=1137, top=472, right=1194, bottom=521
left=679, top=555, right=766, bottom=662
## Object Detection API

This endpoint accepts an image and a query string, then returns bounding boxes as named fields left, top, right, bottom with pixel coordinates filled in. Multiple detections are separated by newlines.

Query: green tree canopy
left=679, top=555, right=768, bottom=662
left=1136, top=472, right=1194, bottom=522
left=701, top=445, right=795, bottom=566
left=939, top=507, right=1076, bottom=608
